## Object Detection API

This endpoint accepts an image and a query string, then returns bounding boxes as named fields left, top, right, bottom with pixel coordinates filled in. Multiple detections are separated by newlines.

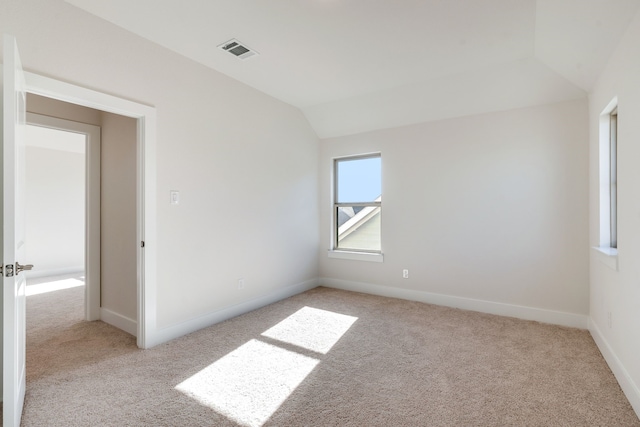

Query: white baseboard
left=101, top=308, right=137, bottom=337
left=589, top=318, right=640, bottom=418
left=319, top=278, right=588, bottom=329
left=25, top=267, right=84, bottom=280
left=147, top=278, right=318, bottom=348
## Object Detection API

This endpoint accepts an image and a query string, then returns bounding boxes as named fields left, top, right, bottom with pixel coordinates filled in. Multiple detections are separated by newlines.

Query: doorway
left=25, top=72, right=157, bottom=348
left=25, top=111, right=101, bottom=321
left=23, top=70, right=157, bottom=349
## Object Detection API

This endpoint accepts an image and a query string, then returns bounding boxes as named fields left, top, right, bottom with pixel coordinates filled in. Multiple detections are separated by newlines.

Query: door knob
left=15, top=262, right=33, bottom=274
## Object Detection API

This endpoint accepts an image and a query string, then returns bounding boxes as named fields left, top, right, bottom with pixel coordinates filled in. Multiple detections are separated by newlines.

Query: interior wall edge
left=319, top=278, right=589, bottom=329
left=589, top=317, right=640, bottom=419
left=147, top=278, right=319, bottom=349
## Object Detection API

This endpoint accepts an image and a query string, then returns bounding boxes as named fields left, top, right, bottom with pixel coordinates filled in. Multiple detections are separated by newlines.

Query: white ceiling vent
left=218, top=39, right=259, bottom=60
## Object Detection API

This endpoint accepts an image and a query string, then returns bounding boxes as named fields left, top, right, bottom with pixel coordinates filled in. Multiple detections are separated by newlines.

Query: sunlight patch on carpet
left=176, top=339, right=319, bottom=427
left=26, top=278, right=84, bottom=296
left=261, top=306, right=358, bottom=354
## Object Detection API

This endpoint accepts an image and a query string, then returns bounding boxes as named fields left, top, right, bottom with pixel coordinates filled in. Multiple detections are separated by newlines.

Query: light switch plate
left=170, top=190, right=180, bottom=205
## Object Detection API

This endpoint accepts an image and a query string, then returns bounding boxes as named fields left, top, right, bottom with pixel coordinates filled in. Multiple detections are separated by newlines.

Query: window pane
left=337, top=157, right=381, bottom=203
left=337, top=206, right=381, bottom=251
left=610, top=112, right=617, bottom=248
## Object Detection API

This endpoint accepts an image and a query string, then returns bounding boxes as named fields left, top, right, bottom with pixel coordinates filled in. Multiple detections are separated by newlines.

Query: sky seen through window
left=337, top=157, right=381, bottom=203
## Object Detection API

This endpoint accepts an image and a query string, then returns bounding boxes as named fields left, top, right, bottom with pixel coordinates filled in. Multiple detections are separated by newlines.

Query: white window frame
left=593, top=97, right=618, bottom=270
left=328, top=153, right=383, bottom=263
left=609, top=108, right=617, bottom=249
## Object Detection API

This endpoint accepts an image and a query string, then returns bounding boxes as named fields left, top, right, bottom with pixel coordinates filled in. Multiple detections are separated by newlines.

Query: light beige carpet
left=22, top=283, right=640, bottom=426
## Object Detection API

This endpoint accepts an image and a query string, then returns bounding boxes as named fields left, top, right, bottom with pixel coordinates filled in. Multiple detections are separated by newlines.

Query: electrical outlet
left=402, top=269, right=409, bottom=279
left=238, top=278, right=245, bottom=290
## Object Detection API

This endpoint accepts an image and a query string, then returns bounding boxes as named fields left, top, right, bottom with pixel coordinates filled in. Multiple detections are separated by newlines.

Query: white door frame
left=25, top=112, right=101, bottom=321
left=23, top=72, right=157, bottom=349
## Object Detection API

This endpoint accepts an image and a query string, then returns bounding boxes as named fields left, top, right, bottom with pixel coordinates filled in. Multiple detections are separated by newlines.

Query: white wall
left=0, top=0, right=319, bottom=335
left=100, top=112, right=137, bottom=322
left=588, top=8, right=640, bottom=416
left=25, top=141, right=85, bottom=277
left=320, top=99, right=590, bottom=325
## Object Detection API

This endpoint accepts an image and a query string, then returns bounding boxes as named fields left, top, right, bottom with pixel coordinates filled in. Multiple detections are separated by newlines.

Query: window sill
left=592, top=246, right=618, bottom=271
left=328, top=250, right=384, bottom=263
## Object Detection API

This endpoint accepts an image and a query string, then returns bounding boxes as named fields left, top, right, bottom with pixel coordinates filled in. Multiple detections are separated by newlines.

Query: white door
left=2, top=34, right=29, bottom=427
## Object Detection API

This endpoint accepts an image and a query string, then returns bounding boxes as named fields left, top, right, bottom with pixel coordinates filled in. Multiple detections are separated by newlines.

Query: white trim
left=591, top=246, right=619, bottom=271
left=86, top=120, right=101, bottom=321
left=25, top=112, right=101, bottom=321
left=589, top=318, right=640, bottom=418
left=147, top=278, right=318, bottom=348
left=320, top=278, right=588, bottom=328
left=24, top=72, right=157, bottom=349
left=328, top=250, right=384, bottom=263
left=100, top=308, right=137, bottom=337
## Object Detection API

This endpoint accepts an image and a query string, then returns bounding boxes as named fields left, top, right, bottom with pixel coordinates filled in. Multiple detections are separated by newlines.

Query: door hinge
left=141, top=241, right=145, bottom=248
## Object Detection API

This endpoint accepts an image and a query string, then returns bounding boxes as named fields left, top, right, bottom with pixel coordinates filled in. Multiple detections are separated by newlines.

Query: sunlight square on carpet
left=25, top=278, right=84, bottom=296
left=261, top=306, right=358, bottom=354
left=176, top=339, right=319, bottom=427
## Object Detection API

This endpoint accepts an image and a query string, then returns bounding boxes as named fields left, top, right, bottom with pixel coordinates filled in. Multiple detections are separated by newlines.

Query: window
left=609, top=108, right=617, bottom=249
left=333, top=154, right=382, bottom=253
left=597, top=98, right=618, bottom=257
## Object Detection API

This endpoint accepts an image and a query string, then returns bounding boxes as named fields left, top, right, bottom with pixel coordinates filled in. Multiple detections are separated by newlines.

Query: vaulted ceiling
left=65, top=0, right=640, bottom=138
